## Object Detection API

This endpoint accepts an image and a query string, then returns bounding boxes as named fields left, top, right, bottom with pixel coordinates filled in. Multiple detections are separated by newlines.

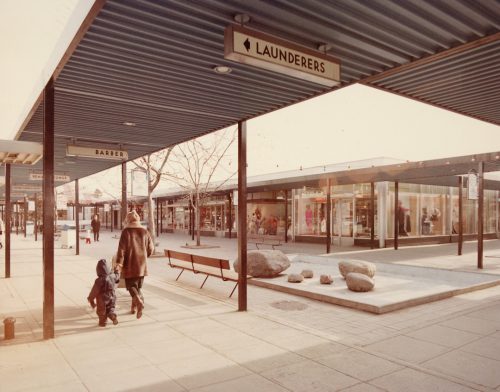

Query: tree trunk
left=147, top=191, right=156, bottom=244
left=196, top=193, right=201, bottom=246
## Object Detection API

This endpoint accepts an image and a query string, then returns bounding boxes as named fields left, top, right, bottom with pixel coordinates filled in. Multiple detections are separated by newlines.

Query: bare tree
left=132, top=148, right=173, bottom=243
left=168, top=128, right=237, bottom=246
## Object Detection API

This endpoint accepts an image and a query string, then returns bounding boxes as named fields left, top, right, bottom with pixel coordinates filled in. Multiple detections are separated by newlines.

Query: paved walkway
left=1, top=231, right=500, bottom=391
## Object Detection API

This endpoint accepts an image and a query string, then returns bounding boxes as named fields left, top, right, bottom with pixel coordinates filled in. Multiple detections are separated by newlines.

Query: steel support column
left=160, top=201, right=163, bottom=234
left=34, top=193, right=38, bottom=241
left=155, top=198, right=159, bottom=237
left=24, top=196, right=27, bottom=238
left=370, top=182, right=376, bottom=247
left=284, top=190, right=288, bottom=243
left=237, top=121, right=247, bottom=312
left=43, top=77, right=55, bottom=339
left=478, top=162, right=484, bottom=269
left=228, top=193, right=232, bottom=238
left=458, top=176, right=463, bottom=256
left=5, top=164, right=11, bottom=278
left=326, top=179, right=331, bottom=254
left=121, top=162, right=127, bottom=229
left=75, top=179, right=80, bottom=256
left=394, top=181, right=399, bottom=250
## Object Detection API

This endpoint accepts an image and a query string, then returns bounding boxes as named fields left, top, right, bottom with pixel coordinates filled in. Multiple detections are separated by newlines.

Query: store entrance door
left=332, top=198, right=354, bottom=247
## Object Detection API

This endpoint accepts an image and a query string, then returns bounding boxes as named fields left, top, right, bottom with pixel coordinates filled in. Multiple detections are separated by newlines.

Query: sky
left=1, top=1, right=499, bottom=196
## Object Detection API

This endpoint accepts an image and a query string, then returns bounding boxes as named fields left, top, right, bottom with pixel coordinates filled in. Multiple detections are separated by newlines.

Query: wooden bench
left=164, top=249, right=240, bottom=297
left=247, top=234, right=283, bottom=250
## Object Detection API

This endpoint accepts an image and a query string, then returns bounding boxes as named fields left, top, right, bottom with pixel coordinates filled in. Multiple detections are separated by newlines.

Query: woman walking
left=115, top=210, right=154, bottom=318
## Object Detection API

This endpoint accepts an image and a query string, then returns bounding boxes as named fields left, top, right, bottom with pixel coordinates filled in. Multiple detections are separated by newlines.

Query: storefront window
left=248, top=201, right=286, bottom=236
left=294, top=187, right=326, bottom=236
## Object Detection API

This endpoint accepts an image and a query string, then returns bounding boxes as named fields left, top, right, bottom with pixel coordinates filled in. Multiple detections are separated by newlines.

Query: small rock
left=345, top=272, right=375, bottom=292
left=301, top=269, right=314, bottom=278
left=320, top=274, right=333, bottom=285
left=288, top=273, right=304, bottom=283
left=339, top=260, right=376, bottom=278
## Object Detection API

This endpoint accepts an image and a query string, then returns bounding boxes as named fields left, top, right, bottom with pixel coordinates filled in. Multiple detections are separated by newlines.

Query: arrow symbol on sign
left=243, top=38, right=250, bottom=51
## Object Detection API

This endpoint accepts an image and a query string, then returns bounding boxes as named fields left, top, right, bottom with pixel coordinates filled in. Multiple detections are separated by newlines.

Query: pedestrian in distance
left=114, top=210, right=154, bottom=319
left=87, top=259, right=120, bottom=327
left=91, top=214, right=101, bottom=242
left=85, top=229, right=91, bottom=244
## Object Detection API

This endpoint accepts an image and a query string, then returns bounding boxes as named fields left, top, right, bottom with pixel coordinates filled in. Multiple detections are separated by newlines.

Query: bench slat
left=166, top=249, right=192, bottom=262
left=192, top=254, right=230, bottom=270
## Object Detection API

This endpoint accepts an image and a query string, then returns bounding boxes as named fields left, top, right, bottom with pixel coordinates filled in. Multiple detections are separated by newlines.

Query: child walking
left=85, top=229, right=91, bottom=244
left=87, top=259, right=120, bottom=327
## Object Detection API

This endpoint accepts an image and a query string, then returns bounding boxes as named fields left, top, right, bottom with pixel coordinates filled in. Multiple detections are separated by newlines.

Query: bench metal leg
left=255, top=243, right=260, bottom=249
left=200, top=274, right=209, bottom=289
left=229, top=282, right=238, bottom=298
left=175, top=269, right=184, bottom=281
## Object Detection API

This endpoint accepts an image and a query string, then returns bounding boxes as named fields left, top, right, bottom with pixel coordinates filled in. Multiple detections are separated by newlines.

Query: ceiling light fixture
left=123, top=121, right=136, bottom=127
left=213, top=65, right=232, bottom=74
left=233, top=13, right=250, bottom=24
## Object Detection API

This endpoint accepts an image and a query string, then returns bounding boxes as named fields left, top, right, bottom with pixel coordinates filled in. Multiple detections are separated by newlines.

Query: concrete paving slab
left=189, top=374, right=290, bottom=392
left=339, top=383, right=386, bottom=392
left=422, top=350, right=500, bottom=389
left=406, top=324, right=482, bottom=348
left=317, top=348, right=404, bottom=382
left=82, top=365, right=185, bottom=392
left=439, top=315, right=500, bottom=335
left=260, top=359, right=359, bottom=391
left=251, top=256, right=500, bottom=313
left=370, top=368, right=479, bottom=392
left=460, top=336, right=500, bottom=361
left=364, top=335, right=450, bottom=364
left=158, top=352, right=252, bottom=390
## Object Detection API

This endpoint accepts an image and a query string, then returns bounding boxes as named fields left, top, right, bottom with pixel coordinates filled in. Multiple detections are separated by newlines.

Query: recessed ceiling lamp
left=123, top=121, right=136, bottom=127
left=317, top=43, right=332, bottom=53
left=213, top=65, right=232, bottom=74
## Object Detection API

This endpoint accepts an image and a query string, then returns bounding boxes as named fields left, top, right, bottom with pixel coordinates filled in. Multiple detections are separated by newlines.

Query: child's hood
left=96, top=259, right=110, bottom=277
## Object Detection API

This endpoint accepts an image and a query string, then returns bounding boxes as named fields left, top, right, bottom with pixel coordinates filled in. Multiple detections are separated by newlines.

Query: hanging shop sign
left=224, top=25, right=341, bottom=87
left=467, top=170, right=478, bottom=200
left=12, top=184, right=42, bottom=192
left=67, top=145, right=128, bottom=160
left=29, top=173, right=70, bottom=182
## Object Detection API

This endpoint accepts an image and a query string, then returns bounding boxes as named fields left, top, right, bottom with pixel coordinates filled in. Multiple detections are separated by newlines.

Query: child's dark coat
left=87, top=259, right=120, bottom=321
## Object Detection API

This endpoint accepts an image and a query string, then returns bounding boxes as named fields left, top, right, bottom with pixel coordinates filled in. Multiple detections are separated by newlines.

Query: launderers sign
left=67, top=145, right=128, bottom=160
left=224, top=25, right=340, bottom=87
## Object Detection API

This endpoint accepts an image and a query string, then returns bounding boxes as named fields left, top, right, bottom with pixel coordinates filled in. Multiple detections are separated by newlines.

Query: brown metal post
left=228, top=193, right=232, bottom=238
left=121, top=162, right=127, bottom=229
left=43, top=77, right=55, bottom=339
left=284, top=190, right=289, bottom=243
left=160, top=201, right=163, bottom=234
left=15, top=203, right=19, bottom=235
left=24, top=196, right=27, bottom=238
left=34, top=193, right=38, bottom=241
left=237, top=121, right=247, bottom=311
left=75, top=179, right=80, bottom=256
left=5, top=164, right=11, bottom=278
left=110, top=206, right=113, bottom=232
left=326, top=179, right=331, bottom=254
left=370, top=182, right=375, bottom=249
left=478, top=162, right=484, bottom=269
left=394, top=181, right=399, bottom=250
left=155, top=198, right=159, bottom=237
left=458, top=176, right=463, bottom=255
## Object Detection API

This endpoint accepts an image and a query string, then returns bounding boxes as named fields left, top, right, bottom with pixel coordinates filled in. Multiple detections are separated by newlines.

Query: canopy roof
left=3, top=0, right=500, bottom=197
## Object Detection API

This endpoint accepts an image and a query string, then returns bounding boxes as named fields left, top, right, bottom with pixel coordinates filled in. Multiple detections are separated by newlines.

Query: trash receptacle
left=4, top=317, right=16, bottom=340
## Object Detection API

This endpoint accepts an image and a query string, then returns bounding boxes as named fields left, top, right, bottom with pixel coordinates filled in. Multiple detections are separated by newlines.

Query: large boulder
left=345, top=272, right=375, bottom=292
left=233, top=250, right=290, bottom=278
left=338, top=260, right=376, bottom=279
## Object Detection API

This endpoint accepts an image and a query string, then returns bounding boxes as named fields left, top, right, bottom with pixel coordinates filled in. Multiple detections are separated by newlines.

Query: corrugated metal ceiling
left=5, top=0, right=500, bottom=196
